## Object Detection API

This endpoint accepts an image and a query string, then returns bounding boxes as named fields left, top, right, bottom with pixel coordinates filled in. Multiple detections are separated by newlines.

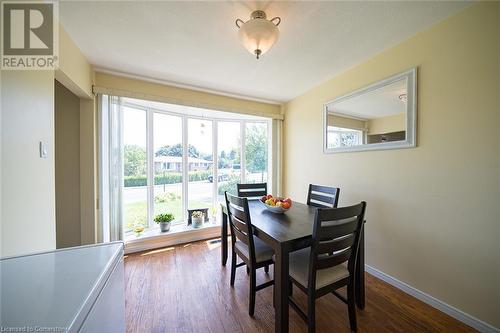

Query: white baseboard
left=365, top=265, right=499, bottom=333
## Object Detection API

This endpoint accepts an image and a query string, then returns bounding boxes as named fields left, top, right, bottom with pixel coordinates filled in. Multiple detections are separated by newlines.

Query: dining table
left=220, top=200, right=365, bottom=333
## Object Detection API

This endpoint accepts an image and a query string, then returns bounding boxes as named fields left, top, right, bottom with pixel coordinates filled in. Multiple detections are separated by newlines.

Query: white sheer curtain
left=98, top=95, right=123, bottom=242
left=271, top=118, right=283, bottom=197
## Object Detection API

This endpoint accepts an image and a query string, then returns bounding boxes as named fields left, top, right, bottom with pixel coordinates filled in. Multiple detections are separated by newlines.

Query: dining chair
left=288, top=202, right=367, bottom=333
left=237, top=182, right=268, bottom=199
left=306, top=184, right=340, bottom=208
left=237, top=182, right=269, bottom=275
left=224, top=192, right=275, bottom=316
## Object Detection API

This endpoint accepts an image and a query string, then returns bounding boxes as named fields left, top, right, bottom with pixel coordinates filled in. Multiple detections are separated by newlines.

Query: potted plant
left=154, top=213, right=175, bottom=232
left=191, top=211, right=204, bottom=228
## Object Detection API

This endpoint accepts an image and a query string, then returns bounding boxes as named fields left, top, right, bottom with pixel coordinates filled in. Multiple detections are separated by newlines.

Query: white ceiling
left=59, top=1, right=470, bottom=103
left=331, top=79, right=406, bottom=120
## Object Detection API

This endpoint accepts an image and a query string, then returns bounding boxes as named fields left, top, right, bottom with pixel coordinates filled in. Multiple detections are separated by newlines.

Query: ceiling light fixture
left=235, top=10, right=281, bottom=59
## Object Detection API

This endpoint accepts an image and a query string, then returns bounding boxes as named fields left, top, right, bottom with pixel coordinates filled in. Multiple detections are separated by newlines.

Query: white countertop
left=1, top=242, right=123, bottom=332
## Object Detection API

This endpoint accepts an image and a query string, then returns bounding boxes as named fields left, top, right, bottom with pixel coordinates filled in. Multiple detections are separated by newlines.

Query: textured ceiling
left=332, top=79, right=407, bottom=119
left=60, top=1, right=470, bottom=103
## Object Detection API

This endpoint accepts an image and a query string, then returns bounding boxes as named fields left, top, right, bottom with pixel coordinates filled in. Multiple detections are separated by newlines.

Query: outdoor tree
left=155, top=144, right=200, bottom=158
left=218, top=150, right=229, bottom=168
left=229, top=147, right=240, bottom=164
left=229, top=149, right=236, bottom=160
left=201, top=153, right=213, bottom=161
left=245, top=124, right=267, bottom=181
left=124, top=144, right=147, bottom=177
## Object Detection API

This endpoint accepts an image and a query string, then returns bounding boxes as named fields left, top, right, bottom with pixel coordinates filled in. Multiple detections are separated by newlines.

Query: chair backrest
left=306, top=184, right=340, bottom=208
left=224, top=192, right=256, bottom=262
left=308, top=202, right=367, bottom=290
left=237, top=182, right=268, bottom=199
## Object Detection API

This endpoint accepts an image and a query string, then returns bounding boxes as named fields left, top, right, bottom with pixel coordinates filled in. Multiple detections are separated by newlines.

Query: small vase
left=159, top=222, right=171, bottom=232
left=133, top=226, right=145, bottom=237
left=192, top=217, right=203, bottom=228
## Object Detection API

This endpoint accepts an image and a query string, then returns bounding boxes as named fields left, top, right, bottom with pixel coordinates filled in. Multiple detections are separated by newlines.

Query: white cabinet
left=0, top=242, right=125, bottom=332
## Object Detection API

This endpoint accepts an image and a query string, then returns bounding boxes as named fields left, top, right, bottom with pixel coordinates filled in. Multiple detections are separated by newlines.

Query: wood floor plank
left=124, top=239, right=477, bottom=333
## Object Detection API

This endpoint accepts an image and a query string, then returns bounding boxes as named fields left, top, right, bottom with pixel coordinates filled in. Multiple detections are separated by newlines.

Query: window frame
left=327, top=126, right=364, bottom=148
left=120, top=100, right=272, bottom=233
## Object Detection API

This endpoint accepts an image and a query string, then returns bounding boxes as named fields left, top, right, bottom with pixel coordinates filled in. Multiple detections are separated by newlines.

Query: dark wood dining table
left=220, top=200, right=365, bottom=333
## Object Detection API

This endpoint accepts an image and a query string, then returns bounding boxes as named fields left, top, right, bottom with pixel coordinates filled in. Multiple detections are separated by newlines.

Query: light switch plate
left=39, top=141, right=48, bottom=158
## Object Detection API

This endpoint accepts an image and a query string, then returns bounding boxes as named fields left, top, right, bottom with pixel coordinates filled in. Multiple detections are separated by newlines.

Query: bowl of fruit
left=260, top=194, right=292, bottom=214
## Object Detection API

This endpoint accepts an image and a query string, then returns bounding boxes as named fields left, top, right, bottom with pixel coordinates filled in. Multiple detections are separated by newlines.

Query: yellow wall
left=56, top=26, right=94, bottom=99
left=55, top=80, right=81, bottom=248
left=1, top=71, right=57, bottom=256
left=94, top=72, right=282, bottom=119
left=0, top=22, right=96, bottom=256
left=367, top=113, right=405, bottom=135
left=57, top=25, right=97, bottom=245
left=79, top=98, right=97, bottom=245
left=328, top=114, right=367, bottom=130
left=283, top=2, right=499, bottom=329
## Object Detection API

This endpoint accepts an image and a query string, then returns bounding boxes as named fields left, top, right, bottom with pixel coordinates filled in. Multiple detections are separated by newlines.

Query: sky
left=123, top=106, right=242, bottom=156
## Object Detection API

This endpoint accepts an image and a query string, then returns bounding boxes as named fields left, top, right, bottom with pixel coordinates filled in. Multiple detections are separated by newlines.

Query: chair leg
left=264, top=264, right=269, bottom=274
left=230, top=251, right=236, bottom=287
left=307, top=294, right=316, bottom=333
left=272, top=265, right=276, bottom=308
left=273, top=286, right=275, bottom=308
left=249, top=268, right=256, bottom=316
left=347, top=282, right=357, bottom=332
left=246, top=265, right=250, bottom=275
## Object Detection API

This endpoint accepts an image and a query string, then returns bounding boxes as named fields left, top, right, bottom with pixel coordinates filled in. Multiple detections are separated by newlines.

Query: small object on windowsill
left=191, top=211, right=205, bottom=228
left=154, top=213, right=175, bottom=232
left=210, top=206, right=218, bottom=224
left=187, top=208, right=209, bottom=226
left=133, top=225, right=145, bottom=237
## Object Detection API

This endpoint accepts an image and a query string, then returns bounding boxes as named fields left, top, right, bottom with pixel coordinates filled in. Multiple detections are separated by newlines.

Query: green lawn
left=124, top=197, right=208, bottom=231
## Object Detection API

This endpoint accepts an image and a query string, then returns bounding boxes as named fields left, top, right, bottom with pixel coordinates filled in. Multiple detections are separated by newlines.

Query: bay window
left=101, top=95, right=273, bottom=238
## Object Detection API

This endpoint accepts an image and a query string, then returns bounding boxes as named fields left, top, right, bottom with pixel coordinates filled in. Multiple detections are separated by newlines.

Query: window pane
left=123, top=106, right=147, bottom=232
left=245, top=122, right=268, bottom=184
left=153, top=113, right=183, bottom=223
left=188, top=119, right=213, bottom=210
left=217, top=122, right=241, bottom=203
left=328, top=126, right=363, bottom=148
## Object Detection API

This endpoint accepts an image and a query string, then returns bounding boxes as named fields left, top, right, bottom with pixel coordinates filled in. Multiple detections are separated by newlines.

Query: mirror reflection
left=324, top=68, right=417, bottom=153
left=326, top=78, right=407, bottom=149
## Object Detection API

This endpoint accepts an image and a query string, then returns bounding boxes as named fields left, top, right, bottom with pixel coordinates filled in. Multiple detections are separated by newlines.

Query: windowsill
left=125, top=221, right=220, bottom=242
left=124, top=221, right=221, bottom=254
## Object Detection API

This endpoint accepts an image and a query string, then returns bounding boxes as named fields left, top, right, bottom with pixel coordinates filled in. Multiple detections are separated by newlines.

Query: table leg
left=221, top=211, right=228, bottom=266
left=355, top=224, right=365, bottom=309
left=274, top=246, right=289, bottom=333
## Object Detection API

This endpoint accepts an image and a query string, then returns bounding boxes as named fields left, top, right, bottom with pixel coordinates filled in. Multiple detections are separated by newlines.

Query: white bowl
left=259, top=199, right=290, bottom=214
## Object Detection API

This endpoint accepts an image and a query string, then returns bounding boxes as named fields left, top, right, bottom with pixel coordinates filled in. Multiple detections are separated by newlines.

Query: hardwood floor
left=124, top=239, right=476, bottom=333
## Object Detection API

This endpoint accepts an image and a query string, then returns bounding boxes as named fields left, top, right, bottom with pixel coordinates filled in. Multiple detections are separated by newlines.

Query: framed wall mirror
left=323, top=68, right=417, bottom=153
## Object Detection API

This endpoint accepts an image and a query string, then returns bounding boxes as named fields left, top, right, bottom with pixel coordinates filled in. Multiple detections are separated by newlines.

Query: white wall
left=1, top=71, right=56, bottom=257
